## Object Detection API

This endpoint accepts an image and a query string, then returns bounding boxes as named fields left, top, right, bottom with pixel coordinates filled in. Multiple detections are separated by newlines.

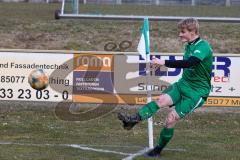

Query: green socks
left=138, top=102, right=174, bottom=150
left=138, top=101, right=159, bottom=120
left=158, top=127, right=174, bottom=149
left=138, top=101, right=174, bottom=150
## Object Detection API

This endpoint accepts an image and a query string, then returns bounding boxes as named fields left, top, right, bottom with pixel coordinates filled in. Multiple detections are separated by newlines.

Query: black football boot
left=145, top=145, right=163, bottom=158
left=117, top=112, right=141, bottom=130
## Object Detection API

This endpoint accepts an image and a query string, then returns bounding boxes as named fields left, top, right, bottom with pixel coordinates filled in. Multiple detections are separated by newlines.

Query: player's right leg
left=146, top=109, right=180, bottom=157
left=117, top=93, right=173, bottom=130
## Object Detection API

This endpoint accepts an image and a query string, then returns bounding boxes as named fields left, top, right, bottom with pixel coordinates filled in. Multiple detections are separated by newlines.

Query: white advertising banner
left=0, top=51, right=73, bottom=102
left=109, top=54, right=240, bottom=106
left=122, top=54, right=240, bottom=97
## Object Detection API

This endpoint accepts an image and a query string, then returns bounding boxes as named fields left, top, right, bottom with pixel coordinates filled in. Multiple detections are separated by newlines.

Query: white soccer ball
left=28, top=69, right=49, bottom=90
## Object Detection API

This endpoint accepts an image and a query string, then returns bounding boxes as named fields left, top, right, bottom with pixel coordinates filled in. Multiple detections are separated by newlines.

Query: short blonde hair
left=178, top=18, right=199, bottom=34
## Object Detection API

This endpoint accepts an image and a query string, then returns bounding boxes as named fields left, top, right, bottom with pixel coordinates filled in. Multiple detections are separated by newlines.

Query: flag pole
left=144, top=18, right=154, bottom=149
left=137, top=17, right=154, bottom=149
left=146, top=54, right=154, bottom=149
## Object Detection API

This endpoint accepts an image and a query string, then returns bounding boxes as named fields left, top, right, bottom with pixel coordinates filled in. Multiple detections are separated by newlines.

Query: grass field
left=0, top=2, right=240, bottom=160
left=0, top=3, right=240, bottom=53
left=0, top=102, right=240, bottom=160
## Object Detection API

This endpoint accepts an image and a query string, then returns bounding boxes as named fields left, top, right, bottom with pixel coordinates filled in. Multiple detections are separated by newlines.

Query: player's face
left=178, top=28, right=194, bottom=43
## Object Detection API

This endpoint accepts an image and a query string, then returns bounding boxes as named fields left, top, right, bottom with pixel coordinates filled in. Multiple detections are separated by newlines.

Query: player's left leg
left=118, top=94, right=174, bottom=130
left=146, top=108, right=180, bottom=157
left=118, top=83, right=180, bottom=130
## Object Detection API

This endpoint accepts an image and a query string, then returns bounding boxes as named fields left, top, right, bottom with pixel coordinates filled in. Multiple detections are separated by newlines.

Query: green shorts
left=163, top=81, right=206, bottom=118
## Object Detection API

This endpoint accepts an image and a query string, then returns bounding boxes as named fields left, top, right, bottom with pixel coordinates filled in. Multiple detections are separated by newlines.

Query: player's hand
left=151, top=56, right=165, bottom=66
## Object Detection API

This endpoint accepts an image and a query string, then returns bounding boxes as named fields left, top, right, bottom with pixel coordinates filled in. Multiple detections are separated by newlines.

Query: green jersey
left=180, top=38, right=213, bottom=97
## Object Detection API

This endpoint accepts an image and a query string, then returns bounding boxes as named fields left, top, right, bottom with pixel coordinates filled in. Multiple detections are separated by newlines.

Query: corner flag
left=137, top=17, right=154, bottom=149
left=137, top=17, right=150, bottom=62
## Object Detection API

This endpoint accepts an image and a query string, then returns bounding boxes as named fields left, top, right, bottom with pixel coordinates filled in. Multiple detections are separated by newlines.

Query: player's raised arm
left=151, top=56, right=201, bottom=68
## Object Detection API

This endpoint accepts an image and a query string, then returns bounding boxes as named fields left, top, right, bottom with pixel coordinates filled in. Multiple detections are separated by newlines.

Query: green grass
left=0, top=102, right=240, bottom=160
left=0, top=3, right=240, bottom=53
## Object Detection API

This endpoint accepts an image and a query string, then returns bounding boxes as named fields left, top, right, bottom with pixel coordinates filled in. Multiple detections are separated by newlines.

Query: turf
left=0, top=102, right=240, bottom=160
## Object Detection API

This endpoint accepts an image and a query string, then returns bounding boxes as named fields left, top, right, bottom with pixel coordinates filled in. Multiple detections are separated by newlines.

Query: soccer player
left=118, top=18, right=213, bottom=157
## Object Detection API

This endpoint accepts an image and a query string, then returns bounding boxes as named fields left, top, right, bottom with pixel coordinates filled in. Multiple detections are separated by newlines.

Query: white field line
left=77, top=144, right=142, bottom=149
left=0, top=141, right=131, bottom=156
left=0, top=141, right=141, bottom=149
left=122, top=147, right=187, bottom=160
left=122, top=147, right=150, bottom=160
left=0, top=141, right=186, bottom=158
left=65, top=144, right=131, bottom=156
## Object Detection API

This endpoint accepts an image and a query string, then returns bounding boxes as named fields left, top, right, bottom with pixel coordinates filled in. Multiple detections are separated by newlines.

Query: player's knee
left=156, top=94, right=172, bottom=107
left=165, top=110, right=179, bottom=128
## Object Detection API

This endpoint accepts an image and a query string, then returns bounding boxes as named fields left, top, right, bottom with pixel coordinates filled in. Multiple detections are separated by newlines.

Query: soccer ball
left=28, top=69, right=49, bottom=90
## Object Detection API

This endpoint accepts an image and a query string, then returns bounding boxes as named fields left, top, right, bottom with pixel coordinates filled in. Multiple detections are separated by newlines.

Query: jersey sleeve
left=192, top=42, right=211, bottom=61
